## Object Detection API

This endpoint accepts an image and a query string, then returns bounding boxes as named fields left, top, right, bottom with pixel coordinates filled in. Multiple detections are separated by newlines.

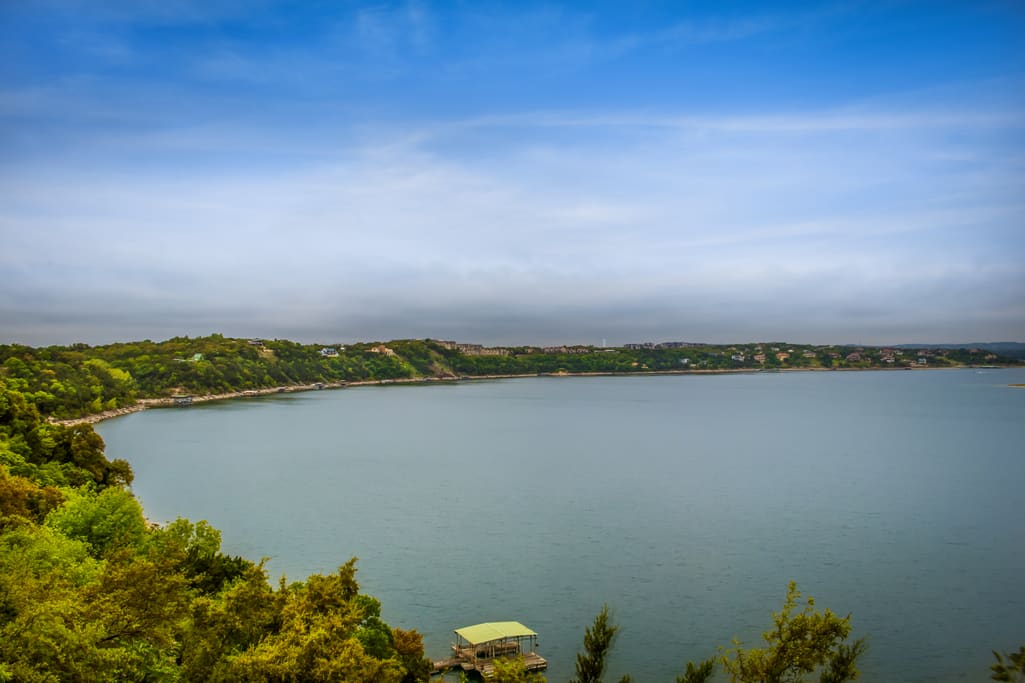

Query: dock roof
left=455, top=622, right=537, bottom=645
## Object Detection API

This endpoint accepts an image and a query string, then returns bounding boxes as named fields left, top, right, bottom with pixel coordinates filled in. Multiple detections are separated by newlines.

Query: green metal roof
left=454, top=622, right=537, bottom=645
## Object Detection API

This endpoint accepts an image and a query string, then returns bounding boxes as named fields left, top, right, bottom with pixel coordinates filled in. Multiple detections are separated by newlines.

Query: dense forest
left=0, top=335, right=1016, bottom=419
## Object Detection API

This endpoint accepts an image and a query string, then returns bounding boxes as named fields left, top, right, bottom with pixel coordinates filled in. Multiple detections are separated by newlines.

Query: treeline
left=0, top=335, right=1018, bottom=419
left=0, top=336, right=429, bottom=419
left=0, top=377, right=431, bottom=682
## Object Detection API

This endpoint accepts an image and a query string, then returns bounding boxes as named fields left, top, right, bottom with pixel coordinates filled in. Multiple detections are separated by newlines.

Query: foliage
left=0, top=378, right=132, bottom=488
left=0, top=380, right=427, bottom=683
left=572, top=604, right=633, bottom=683
left=491, top=655, right=548, bottom=683
left=179, top=562, right=284, bottom=681
left=720, top=582, right=866, bottom=683
left=1, top=349, right=136, bottom=418
left=149, top=518, right=253, bottom=595
left=3, top=336, right=1015, bottom=420
left=573, top=605, right=710, bottom=683
left=0, top=466, right=63, bottom=528
left=0, top=523, right=184, bottom=683
left=46, top=487, right=147, bottom=558
left=992, top=646, right=1025, bottom=682
left=392, top=627, right=432, bottom=683
left=227, top=560, right=405, bottom=682
left=677, top=658, right=717, bottom=683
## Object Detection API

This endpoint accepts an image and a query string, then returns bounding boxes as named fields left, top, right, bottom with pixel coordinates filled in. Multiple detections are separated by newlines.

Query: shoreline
left=53, top=364, right=1015, bottom=426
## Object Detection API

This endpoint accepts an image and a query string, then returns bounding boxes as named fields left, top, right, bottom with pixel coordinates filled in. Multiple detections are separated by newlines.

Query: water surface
left=98, top=369, right=1025, bottom=682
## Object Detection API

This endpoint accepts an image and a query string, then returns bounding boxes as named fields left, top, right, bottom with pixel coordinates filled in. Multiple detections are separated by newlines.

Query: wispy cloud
left=2, top=1, right=1023, bottom=345
left=3, top=87, right=1022, bottom=344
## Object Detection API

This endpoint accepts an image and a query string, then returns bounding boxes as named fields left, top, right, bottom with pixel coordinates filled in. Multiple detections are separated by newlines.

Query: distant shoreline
left=51, top=364, right=1007, bottom=427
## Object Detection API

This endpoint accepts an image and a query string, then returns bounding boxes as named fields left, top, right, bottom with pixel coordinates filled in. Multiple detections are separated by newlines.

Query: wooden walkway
left=431, top=653, right=547, bottom=678
left=430, top=657, right=471, bottom=675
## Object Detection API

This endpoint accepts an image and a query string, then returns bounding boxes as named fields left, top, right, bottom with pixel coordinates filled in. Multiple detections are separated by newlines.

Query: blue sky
left=1, top=1, right=1023, bottom=346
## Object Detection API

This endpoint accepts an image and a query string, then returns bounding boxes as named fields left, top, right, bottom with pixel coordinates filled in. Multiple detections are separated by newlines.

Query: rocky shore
left=50, top=365, right=993, bottom=426
left=51, top=376, right=462, bottom=426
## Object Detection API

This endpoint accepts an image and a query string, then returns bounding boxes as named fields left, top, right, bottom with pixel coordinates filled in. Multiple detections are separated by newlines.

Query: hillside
left=0, top=336, right=1018, bottom=419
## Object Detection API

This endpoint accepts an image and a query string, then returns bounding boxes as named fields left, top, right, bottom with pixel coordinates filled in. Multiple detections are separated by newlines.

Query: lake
left=96, top=368, right=1025, bottom=682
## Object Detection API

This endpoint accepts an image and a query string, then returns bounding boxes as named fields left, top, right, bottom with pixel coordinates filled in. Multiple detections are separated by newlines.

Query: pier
left=431, top=621, right=547, bottom=678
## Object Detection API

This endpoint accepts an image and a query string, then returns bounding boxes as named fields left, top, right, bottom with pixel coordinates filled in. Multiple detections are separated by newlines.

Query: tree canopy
left=2, top=335, right=1014, bottom=420
left=720, top=582, right=866, bottom=683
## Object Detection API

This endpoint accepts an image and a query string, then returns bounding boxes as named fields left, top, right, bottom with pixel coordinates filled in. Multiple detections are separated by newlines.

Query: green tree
left=81, top=547, right=192, bottom=679
left=179, top=562, right=284, bottom=682
left=572, top=605, right=631, bottom=683
left=0, top=466, right=63, bottom=527
left=392, top=627, right=432, bottom=683
left=992, top=645, right=1025, bottom=682
left=491, top=655, right=547, bottom=683
left=227, top=560, right=406, bottom=683
left=0, top=528, right=193, bottom=682
left=46, top=487, right=147, bottom=557
left=677, top=658, right=717, bottom=683
left=148, top=518, right=253, bottom=595
left=720, top=582, right=866, bottom=683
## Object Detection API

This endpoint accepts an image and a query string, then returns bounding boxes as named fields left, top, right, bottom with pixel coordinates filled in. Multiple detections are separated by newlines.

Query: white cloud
left=2, top=91, right=1024, bottom=345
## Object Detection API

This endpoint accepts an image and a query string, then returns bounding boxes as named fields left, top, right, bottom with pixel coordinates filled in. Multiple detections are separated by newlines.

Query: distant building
left=452, top=343, right=509, bottom=356
left=542, top=346, right=589, bottom=354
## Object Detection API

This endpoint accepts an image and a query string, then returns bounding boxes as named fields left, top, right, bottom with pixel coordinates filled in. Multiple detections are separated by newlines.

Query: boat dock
left=431, top=621, right=547, bottom=678
left=431, top=653, right=548, bottom=677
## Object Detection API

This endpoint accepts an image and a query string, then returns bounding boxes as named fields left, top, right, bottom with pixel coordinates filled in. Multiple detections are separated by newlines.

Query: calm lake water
left=97, top=369, right=1025, bottom=682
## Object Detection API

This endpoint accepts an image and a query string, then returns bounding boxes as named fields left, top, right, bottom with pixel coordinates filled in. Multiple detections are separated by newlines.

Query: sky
left=1, top=1, right=1024, bottom=347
